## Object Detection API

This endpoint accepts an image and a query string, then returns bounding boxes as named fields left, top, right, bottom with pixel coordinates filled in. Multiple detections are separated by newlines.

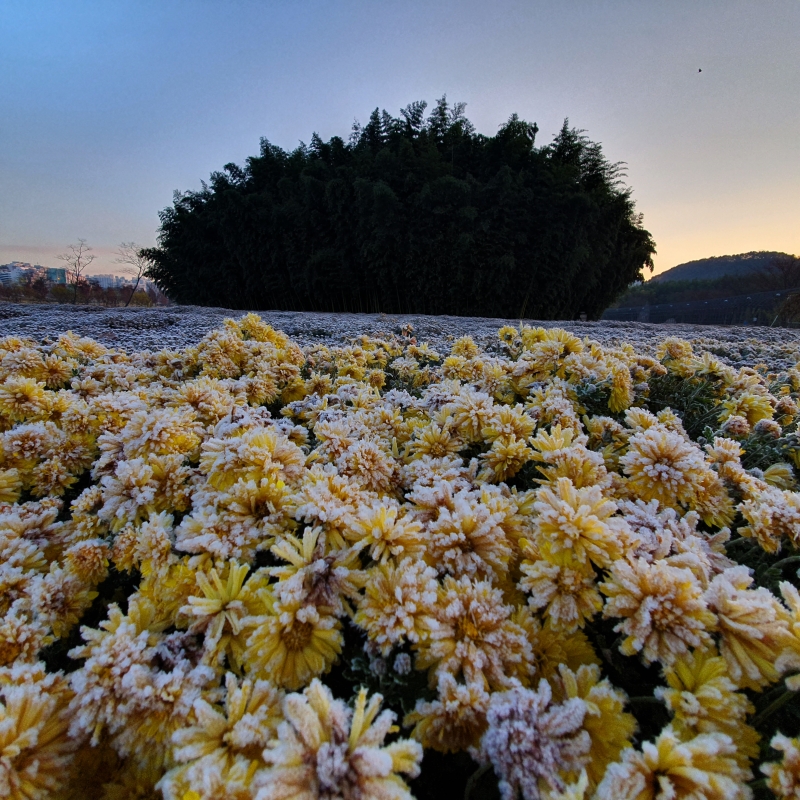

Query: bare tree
left=114, top=242, right=152, bottom=307
left=56, top=239, right=96, bottom=303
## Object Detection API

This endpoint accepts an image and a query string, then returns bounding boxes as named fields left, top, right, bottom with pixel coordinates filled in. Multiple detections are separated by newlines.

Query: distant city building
left=0, top=262, right=66, bottom=285
left=88, top=273, right=128, bottom=289
left=0, top=262, right=148, bottom=292
left=45, top=267, right=67, bottom=284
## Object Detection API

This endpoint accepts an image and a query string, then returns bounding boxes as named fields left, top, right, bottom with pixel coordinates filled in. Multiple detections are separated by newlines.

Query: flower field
left=2, top=313, right=800, bottom=799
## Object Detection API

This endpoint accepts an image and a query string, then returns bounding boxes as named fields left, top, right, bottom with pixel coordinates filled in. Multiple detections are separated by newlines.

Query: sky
left=1, top=0, right=798, bottom=278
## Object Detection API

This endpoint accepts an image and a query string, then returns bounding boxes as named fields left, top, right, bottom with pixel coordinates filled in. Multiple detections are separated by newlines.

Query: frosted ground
left=2, top=302, right=800, bottom=370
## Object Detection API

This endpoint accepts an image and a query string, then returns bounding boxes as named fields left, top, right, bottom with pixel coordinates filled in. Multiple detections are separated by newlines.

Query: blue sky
left=1, top=0, right=798, bottom=276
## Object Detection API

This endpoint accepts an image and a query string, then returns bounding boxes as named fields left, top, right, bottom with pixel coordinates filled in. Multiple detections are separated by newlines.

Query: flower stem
left=771, top=555, right=800, bottom=572
left=464, top=763, right=492, bottom=800
left=725, top=536, right=754, bottom=551
left=752, top=689, right=797, bottom=728
left=627, top=695, right=664, bottom=707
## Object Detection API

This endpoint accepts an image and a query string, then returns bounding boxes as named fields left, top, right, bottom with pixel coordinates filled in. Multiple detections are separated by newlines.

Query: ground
left=2, top=302, right=800, bottom=370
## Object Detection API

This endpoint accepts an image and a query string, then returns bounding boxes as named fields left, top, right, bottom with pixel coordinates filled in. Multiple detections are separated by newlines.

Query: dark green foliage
left=645, top=372, right=725, bottom=439
left=144, top=99, right=655, bottom=319
left=738, top=430, right=800, bottom=474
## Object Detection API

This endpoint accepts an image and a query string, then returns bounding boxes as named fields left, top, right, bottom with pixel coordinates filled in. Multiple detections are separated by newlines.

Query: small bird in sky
left=698, top=68, right=702, bottom=72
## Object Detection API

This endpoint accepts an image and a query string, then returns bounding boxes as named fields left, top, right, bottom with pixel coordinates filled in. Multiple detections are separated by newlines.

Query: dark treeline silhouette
left=650, top=251, right=792, bottom=284
left=143, top=97, right=655, bottom=319
left=611, top=254, right=800, bottom=308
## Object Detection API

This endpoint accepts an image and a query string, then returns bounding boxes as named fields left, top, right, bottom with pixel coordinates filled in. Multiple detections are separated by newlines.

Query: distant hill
left=651, top=251, right=791, bottom=283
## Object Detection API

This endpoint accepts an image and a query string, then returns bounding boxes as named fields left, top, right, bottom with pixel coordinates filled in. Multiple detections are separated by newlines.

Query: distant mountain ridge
left=651, top=251, right=791, bottom=283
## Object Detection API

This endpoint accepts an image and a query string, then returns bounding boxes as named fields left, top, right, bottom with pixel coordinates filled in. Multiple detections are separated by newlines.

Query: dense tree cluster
left=144, top=98, right=655, bottom=319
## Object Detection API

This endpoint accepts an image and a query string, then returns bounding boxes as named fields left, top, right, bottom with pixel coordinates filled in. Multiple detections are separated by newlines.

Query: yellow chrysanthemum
left=257, top=680, right=422, bottom=800
left=705, top=566, right=792, bottom=690
left=0, top=377, right=50, bottom=422
left=519, top=554, right=602, bottom=633
left=719, top=390, right=775, bottom=426
left=656, top=647, right=759, bottom=769
left=608, top=362, right=634, bottom=413
left=347, top=500, right=424, bottom=563
left=533, top=476, right=627, bottom=569
left=415, top=575, right=534, bottom=690
left=620, top=425, right=707, bottom=510
left=601, top=557, right=714, bottom=666
left=656, top=337, right=694, bottom=363
left=355, top=557, right=437, bottom=656
left=404, top=420, right=463, bottom=460
left=595, top=726, right=751, bottom=800
left=553, top=664, right=637, bottom=790
left=0, top=669, right=76, bottom=800
left=478, top=436, right=533, bottom=483
left=0, top=467, right=21, bottom=503
left=404, top=673, right=490, bottom=753
left=270, top=526, right=365, bottom=614
left=181, top=561, right=258, bottom=669
left=245, top=592, right=342, bottom=690
left=762, top=733, right=800, bottom=800
left=158, top=672, right=283, bottom=800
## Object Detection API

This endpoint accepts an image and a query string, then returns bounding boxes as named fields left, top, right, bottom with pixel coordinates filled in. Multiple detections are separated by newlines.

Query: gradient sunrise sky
left=1, top=0, right=798, bottom=278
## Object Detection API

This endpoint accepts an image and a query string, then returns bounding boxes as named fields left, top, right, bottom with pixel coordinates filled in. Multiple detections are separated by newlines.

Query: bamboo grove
left=143, top=98, right=656, bottom=318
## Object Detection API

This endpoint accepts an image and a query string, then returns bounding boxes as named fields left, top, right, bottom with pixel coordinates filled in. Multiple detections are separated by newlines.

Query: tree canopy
left=144, top=97, right=656, bottom=319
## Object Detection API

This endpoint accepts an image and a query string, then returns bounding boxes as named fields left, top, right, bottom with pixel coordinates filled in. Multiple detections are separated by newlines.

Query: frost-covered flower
left=28, top=563, right=98, bottom=639
left=355, top=557, right=438, bottom=656
left=0, top=601, right=53, bottom=666
left=347, top=499, right=424, bottom=563
left=739, top=485, right=800, bottom=553
left=290, top=464, right=365, bottom=546
left=595, top=726, right=751, bottom=800
left=444, top=386, right=496, bottom=443
left=68, top=596, right=215, bottom=770
left=0, top=665, right=77, bottom=800
left=519, top=556, right=602, bottom=633
left=601, top=557, right=714, bottom=665
left=181, top=561, right=257, bottom=669
left=529, top=424, right=609, bottom=489
left=0, top=467, right=21, bottom=504
left=64, top=538, right=109, bottom=585
left=0, top=376, right=50, bottom=422
left=777, top=581, right=800, bottom=690
left=416, top=575, right=534, bottom=690
left=244, top=593, right=342, bottom=690
left=405, top=419, right=464, bottom=461
left=704, top=566, right=791, bottom=690
left=656, top=647, right=759, bottom=768
left=426, top=487, right=513, bottom=579
left=533, top=477, right=628, bottom=569
left=200, top=425, right=305, bottom=492
left=762, top=734, right=800, bottom=800
left=720, top=414, right=751, bottom=437
left=270, top=527, right=365, bottom=615
left=551, top=664, right=636, bottom=789
left=118, top=405, right=202, bottom=460
left=405, top=673, right=490, bottom=753
left=158, top=672, right=283, bottom=800
left=479, top=680, right=591, bottom=800
left=336, top=439, right=398, bottom=494
left=620, top=426, right=708, bottom=510
left=255, top=679, right=422, bottom=800
left=719, top=390, right=774, bottom=426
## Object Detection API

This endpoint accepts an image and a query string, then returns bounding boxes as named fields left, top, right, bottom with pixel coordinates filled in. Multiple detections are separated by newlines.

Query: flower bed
left=1, top=314, right=799, bottom=799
